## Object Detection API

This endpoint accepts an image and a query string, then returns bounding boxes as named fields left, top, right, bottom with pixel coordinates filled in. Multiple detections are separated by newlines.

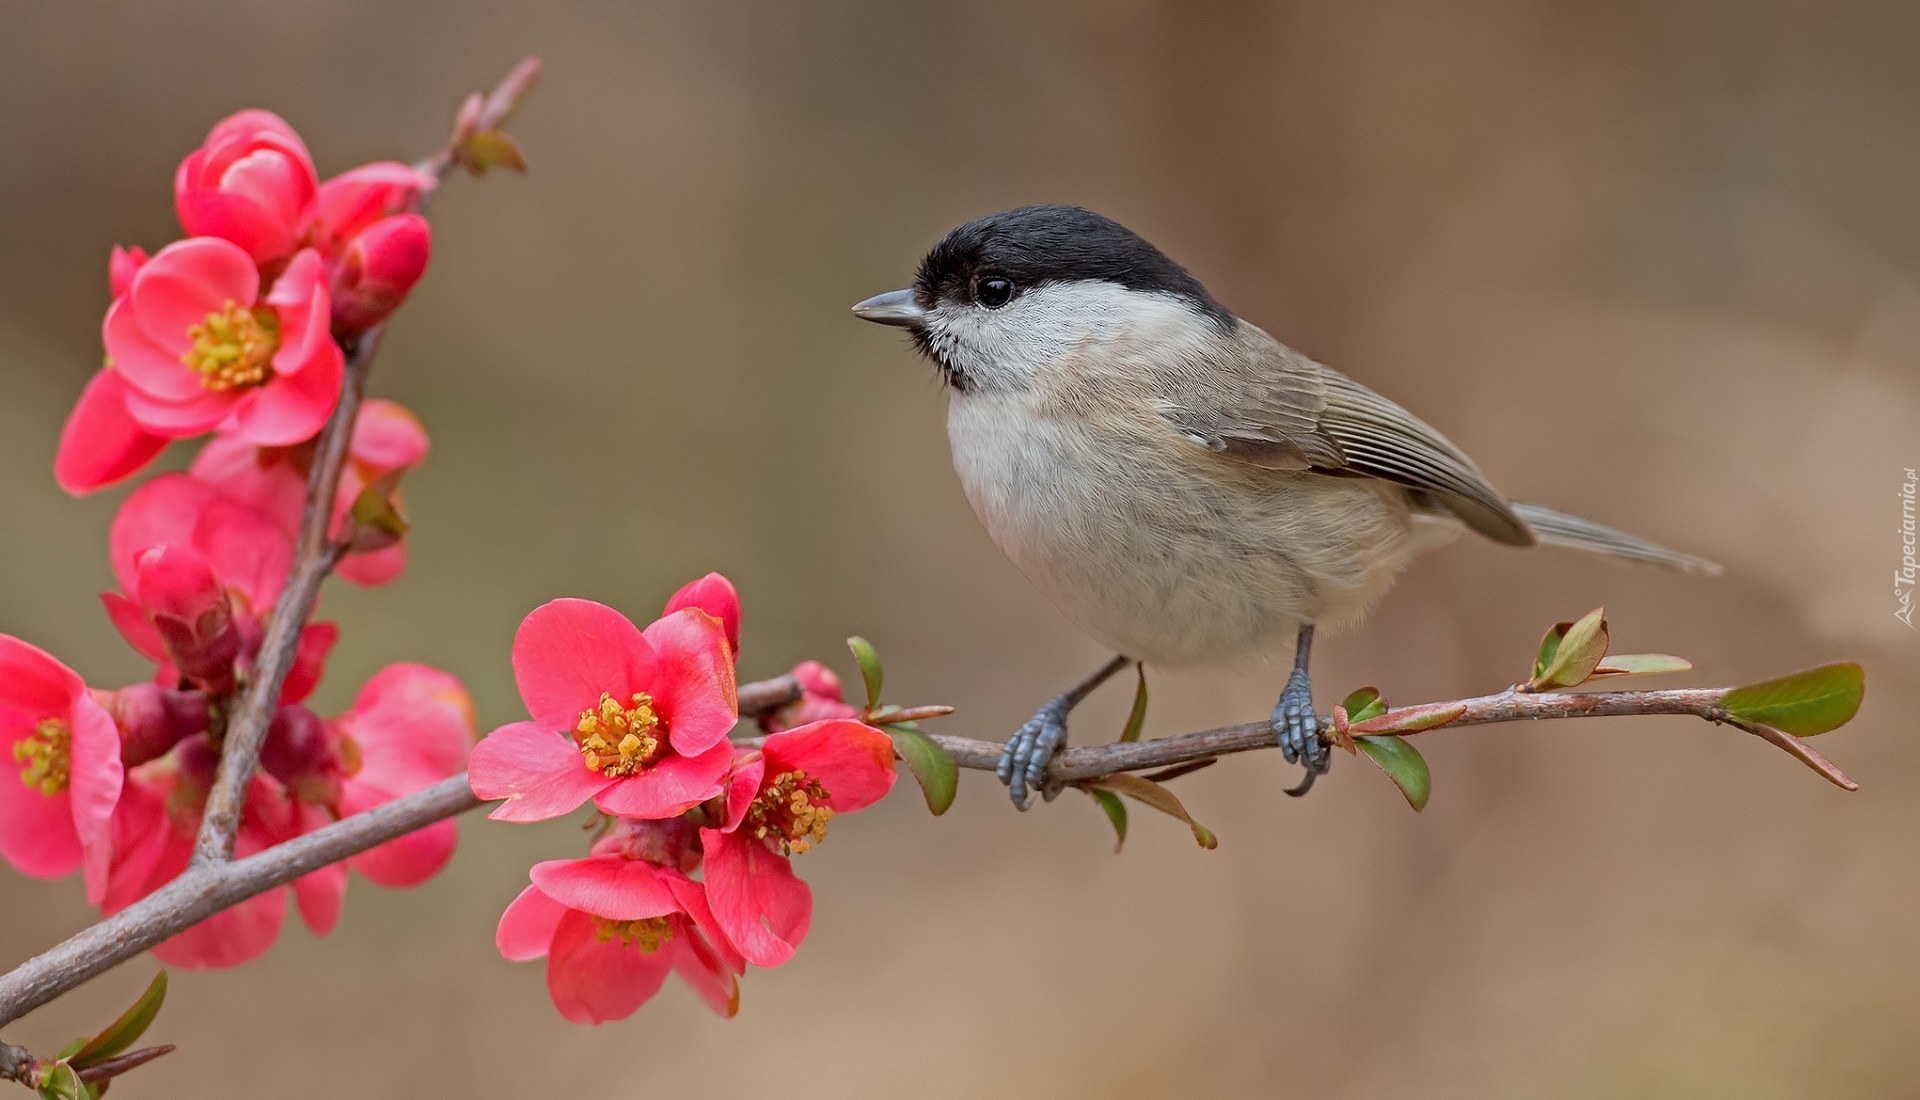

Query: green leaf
left=1351, top=701, right=1466, bottom=735
left=883, top=725, right=956, bottom=814
left=1119, top=664, right=1148, bottom=743
left=1529, top=607, right=1609, bottom=689
left=460, top=129, right=526, bottom=174
left=1721, top=662, right=1865, bottom=737
left=1086, top=788, right=1128, bottom=853
left=846, top=636, right=883, bottom=711
left=1339, top=686, right=1387, bottom=724
left=71, top=971, right=166, bottom=1069
left=1084, top=773, right=1217, bottom=849
left=36, top=1063, right=86, bottom=1100
left=1356, top=735, right=1431, bottom=811
left=1589, top=653, right=1692, bottom=679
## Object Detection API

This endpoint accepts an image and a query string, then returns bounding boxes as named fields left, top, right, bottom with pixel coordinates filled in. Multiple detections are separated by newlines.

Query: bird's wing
left=1155, top=327, right=1536, bottom=546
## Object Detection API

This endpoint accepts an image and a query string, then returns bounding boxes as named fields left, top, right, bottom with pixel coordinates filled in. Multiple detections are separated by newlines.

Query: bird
left=852, top=204, right=1717, bottom=809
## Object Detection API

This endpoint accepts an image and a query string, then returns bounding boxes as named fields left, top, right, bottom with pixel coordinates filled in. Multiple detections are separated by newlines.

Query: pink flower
left=700, top=719, right=896, bottom=966
left=311, top=162, right=434, bottom=256
left=105, top=237, right=343, bottom=446
left=759, top=660, right=861, bottom=734
left=103, top=473, right=338, bottom=700
left=663, top=572, right=741, bottom=657
left=263, top=664, right=475, bottom=886
left=496, top=850, right=742, bottom=1023
left=190, top=398, right=430, bottom=587
left=174, top=110, right=318, bottom=267
left=0, top=637, right=123, bottom=903
left=469, top=600, right=738, bottom=823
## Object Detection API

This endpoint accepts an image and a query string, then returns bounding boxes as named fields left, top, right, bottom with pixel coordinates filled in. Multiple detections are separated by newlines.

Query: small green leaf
left=1530, top=607, right=1609, bottom=689
left=1119, top=664, right=1148, bottom=743
left=36, top=1063, right=86, bottom=1100
left=1085, top=773, right=1217, bottom=849
left=460, top=129, right=526, bottom=174
left=1356, top=735, right=1431, bottom=811
left=884, top=724, right=956, bottom=814
left=1339, top=686, right=1387, bottom=724
left=1351, top=701, right=1466, bottom=735
left=846, top=636, right=883, bottom=711
left=1086, top=788, right=1128, bottom=853
left=71, top=971, right=166, bottom=1069
left=1589, top=653, right=1692, bottom=679
left=1721, top=662, right=1865, bottom=737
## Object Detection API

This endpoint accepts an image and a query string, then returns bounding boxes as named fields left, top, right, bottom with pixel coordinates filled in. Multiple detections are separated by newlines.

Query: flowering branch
left=0, top=674, right=802, bottom=1030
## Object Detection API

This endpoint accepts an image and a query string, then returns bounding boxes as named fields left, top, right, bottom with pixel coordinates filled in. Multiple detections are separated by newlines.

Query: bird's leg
left=1273, top=622, right=1330, bottom=796
left=997, top=654, right=1133, bottom=811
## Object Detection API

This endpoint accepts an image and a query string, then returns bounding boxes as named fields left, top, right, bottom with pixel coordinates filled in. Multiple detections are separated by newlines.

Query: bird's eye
left=976, top=277, right=1014, bottom=309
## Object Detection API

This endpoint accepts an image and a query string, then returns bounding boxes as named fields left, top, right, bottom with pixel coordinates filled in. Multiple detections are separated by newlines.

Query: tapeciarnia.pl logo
left=1900, top=467, right=1918, bottom=629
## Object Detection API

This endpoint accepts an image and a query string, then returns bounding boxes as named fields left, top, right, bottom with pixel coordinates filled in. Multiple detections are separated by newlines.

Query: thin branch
left=191, top=330, right=377, bottom=865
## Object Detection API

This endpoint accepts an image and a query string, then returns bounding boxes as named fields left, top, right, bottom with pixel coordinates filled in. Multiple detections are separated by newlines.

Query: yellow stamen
left=182, top=300, right=279, bottom=391
left=746, top=769, right=833, bottom=856
left=592, top=915, right=674, bottom=952
left=575, top=692, right=664, bottom=778
left=14, top=718, right=72, bottom=797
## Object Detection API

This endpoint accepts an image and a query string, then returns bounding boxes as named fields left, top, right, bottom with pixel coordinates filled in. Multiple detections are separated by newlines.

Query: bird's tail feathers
left=1510, top=502, right=1721, bottom=575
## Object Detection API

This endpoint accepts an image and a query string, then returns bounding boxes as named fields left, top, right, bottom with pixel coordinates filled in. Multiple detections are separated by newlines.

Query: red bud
left=103, top=683, right=209, bottom=767
left=134, top=546, right=241, bottom=693
left=260, top=705, right=345, bottom=807
left=331, top=214, right=431, bottom=332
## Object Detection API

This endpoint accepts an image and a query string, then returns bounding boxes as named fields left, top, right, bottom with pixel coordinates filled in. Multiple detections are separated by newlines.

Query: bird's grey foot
left=997, top=698, right=1072, bottom=811
left=1272, top=668, right=1329, bottom=797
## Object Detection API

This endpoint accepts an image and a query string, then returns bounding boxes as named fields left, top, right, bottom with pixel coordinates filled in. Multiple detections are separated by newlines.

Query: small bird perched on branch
left=854, top=205, right=1716, bottom=808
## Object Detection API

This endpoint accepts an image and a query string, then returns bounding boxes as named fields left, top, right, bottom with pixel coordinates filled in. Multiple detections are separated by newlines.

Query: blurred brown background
left=1, top=1, right=1916, bottom=1095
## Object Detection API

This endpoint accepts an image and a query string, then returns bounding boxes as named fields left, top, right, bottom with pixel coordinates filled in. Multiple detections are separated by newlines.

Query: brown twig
left=191, top=331, right=375, bottom=865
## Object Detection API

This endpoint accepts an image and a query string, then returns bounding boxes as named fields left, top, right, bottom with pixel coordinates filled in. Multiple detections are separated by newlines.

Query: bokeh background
left=2, top=1, right=1917, bottom=1095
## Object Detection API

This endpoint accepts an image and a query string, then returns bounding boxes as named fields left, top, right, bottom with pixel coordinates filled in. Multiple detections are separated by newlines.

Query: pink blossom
left=663, top=572, right=741, bottom=657
left=103, top=473, right=336, bottom=700
left=268, top=663, right=476, bottom=887
left=190, top=398, right=430, bottom=587
left=759, top=659, right=862, bottom=734
left=469, top=600, right=738, bottom=823
left=329, top=214, right=431, bottom=332
left=496, top=852, right=742, bottom=1023
left=311, top=162, right=434, bottom=255
left=105, top=237, right=343, bottom=446
left=0, top=637, right=123, bottom=903
left=174, top=110, right=318, bottom=267
left=700, top=719, right=896, bottom=966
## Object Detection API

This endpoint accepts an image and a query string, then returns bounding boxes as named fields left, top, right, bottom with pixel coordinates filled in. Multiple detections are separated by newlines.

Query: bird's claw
left=1272, top=668, right=1329, bottom=796
left=997, top=700, right=1071, bottom=810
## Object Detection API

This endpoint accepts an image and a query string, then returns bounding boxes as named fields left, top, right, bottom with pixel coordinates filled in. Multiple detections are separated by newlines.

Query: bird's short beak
left=851, top=288, right=927, bottom=328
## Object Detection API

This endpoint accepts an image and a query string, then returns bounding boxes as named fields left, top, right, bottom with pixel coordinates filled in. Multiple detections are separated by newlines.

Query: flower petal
left=511, top=599, right=656, bottom=733
left=54, top=369, right=169, bottom=495
left=0, top=635, right=82, bottom=715
left=347, top=816, right=457, bottom=887
left=66, top=691, right=124, bottom=903
left=497, top=884, right=566, bottom=961
left=763, top=719, right=898, bottom=814
left=662, top=573, right=741, bottom=656
left=0, top=769, right=80, bottom=880
left=281, top=622, right=338, bottom=706
left=591, top=738, right=732, bottom=820
left=529, top=855, right=681, bottom=921
left=546, top=908, right=673, bottom=1025
left=152, top=886, right=286, bottom=970
left=671, top=919, right=741, bottom=1019
left=720, top=749, right=765, bottom=832
left=698, top=828, right=813, bottom=968
left=129, top=238, right=259, bottom=355
left=640, top=609, right=738, bottom=755
left=228, top=334, right=342, bottom=446
left=266, top=250, right=331, bottom=376
left=119, top=380, right=234, bottom=437
left=109, top=474, right=214, bottom=596
left=103, top=297, right=207, bottom=403
left=469, top=721, right=610, bottom=823
left=100, top=591, right=166, bottom=663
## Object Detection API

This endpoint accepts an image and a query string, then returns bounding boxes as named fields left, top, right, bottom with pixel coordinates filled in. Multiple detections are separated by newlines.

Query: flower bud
left=173, top=110, right=318, bottom=267
left=330, top=214, right=431, bottom=332
left=260, top=704, right=347, bottom=807
left=108, top=244, right=150, bottom=300
left=663, top=573, right=741, bottom=656
left=103, top=682, right=209, bottom=767
left=759, top=659, right=860, bottom=734
left=590, top=815, right=702, bottom=874
left=134, top=546, right=242, bottom=694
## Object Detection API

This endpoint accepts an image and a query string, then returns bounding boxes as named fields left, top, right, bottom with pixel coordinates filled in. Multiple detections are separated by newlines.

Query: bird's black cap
left=912, top=205, right=1235, bottom=331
